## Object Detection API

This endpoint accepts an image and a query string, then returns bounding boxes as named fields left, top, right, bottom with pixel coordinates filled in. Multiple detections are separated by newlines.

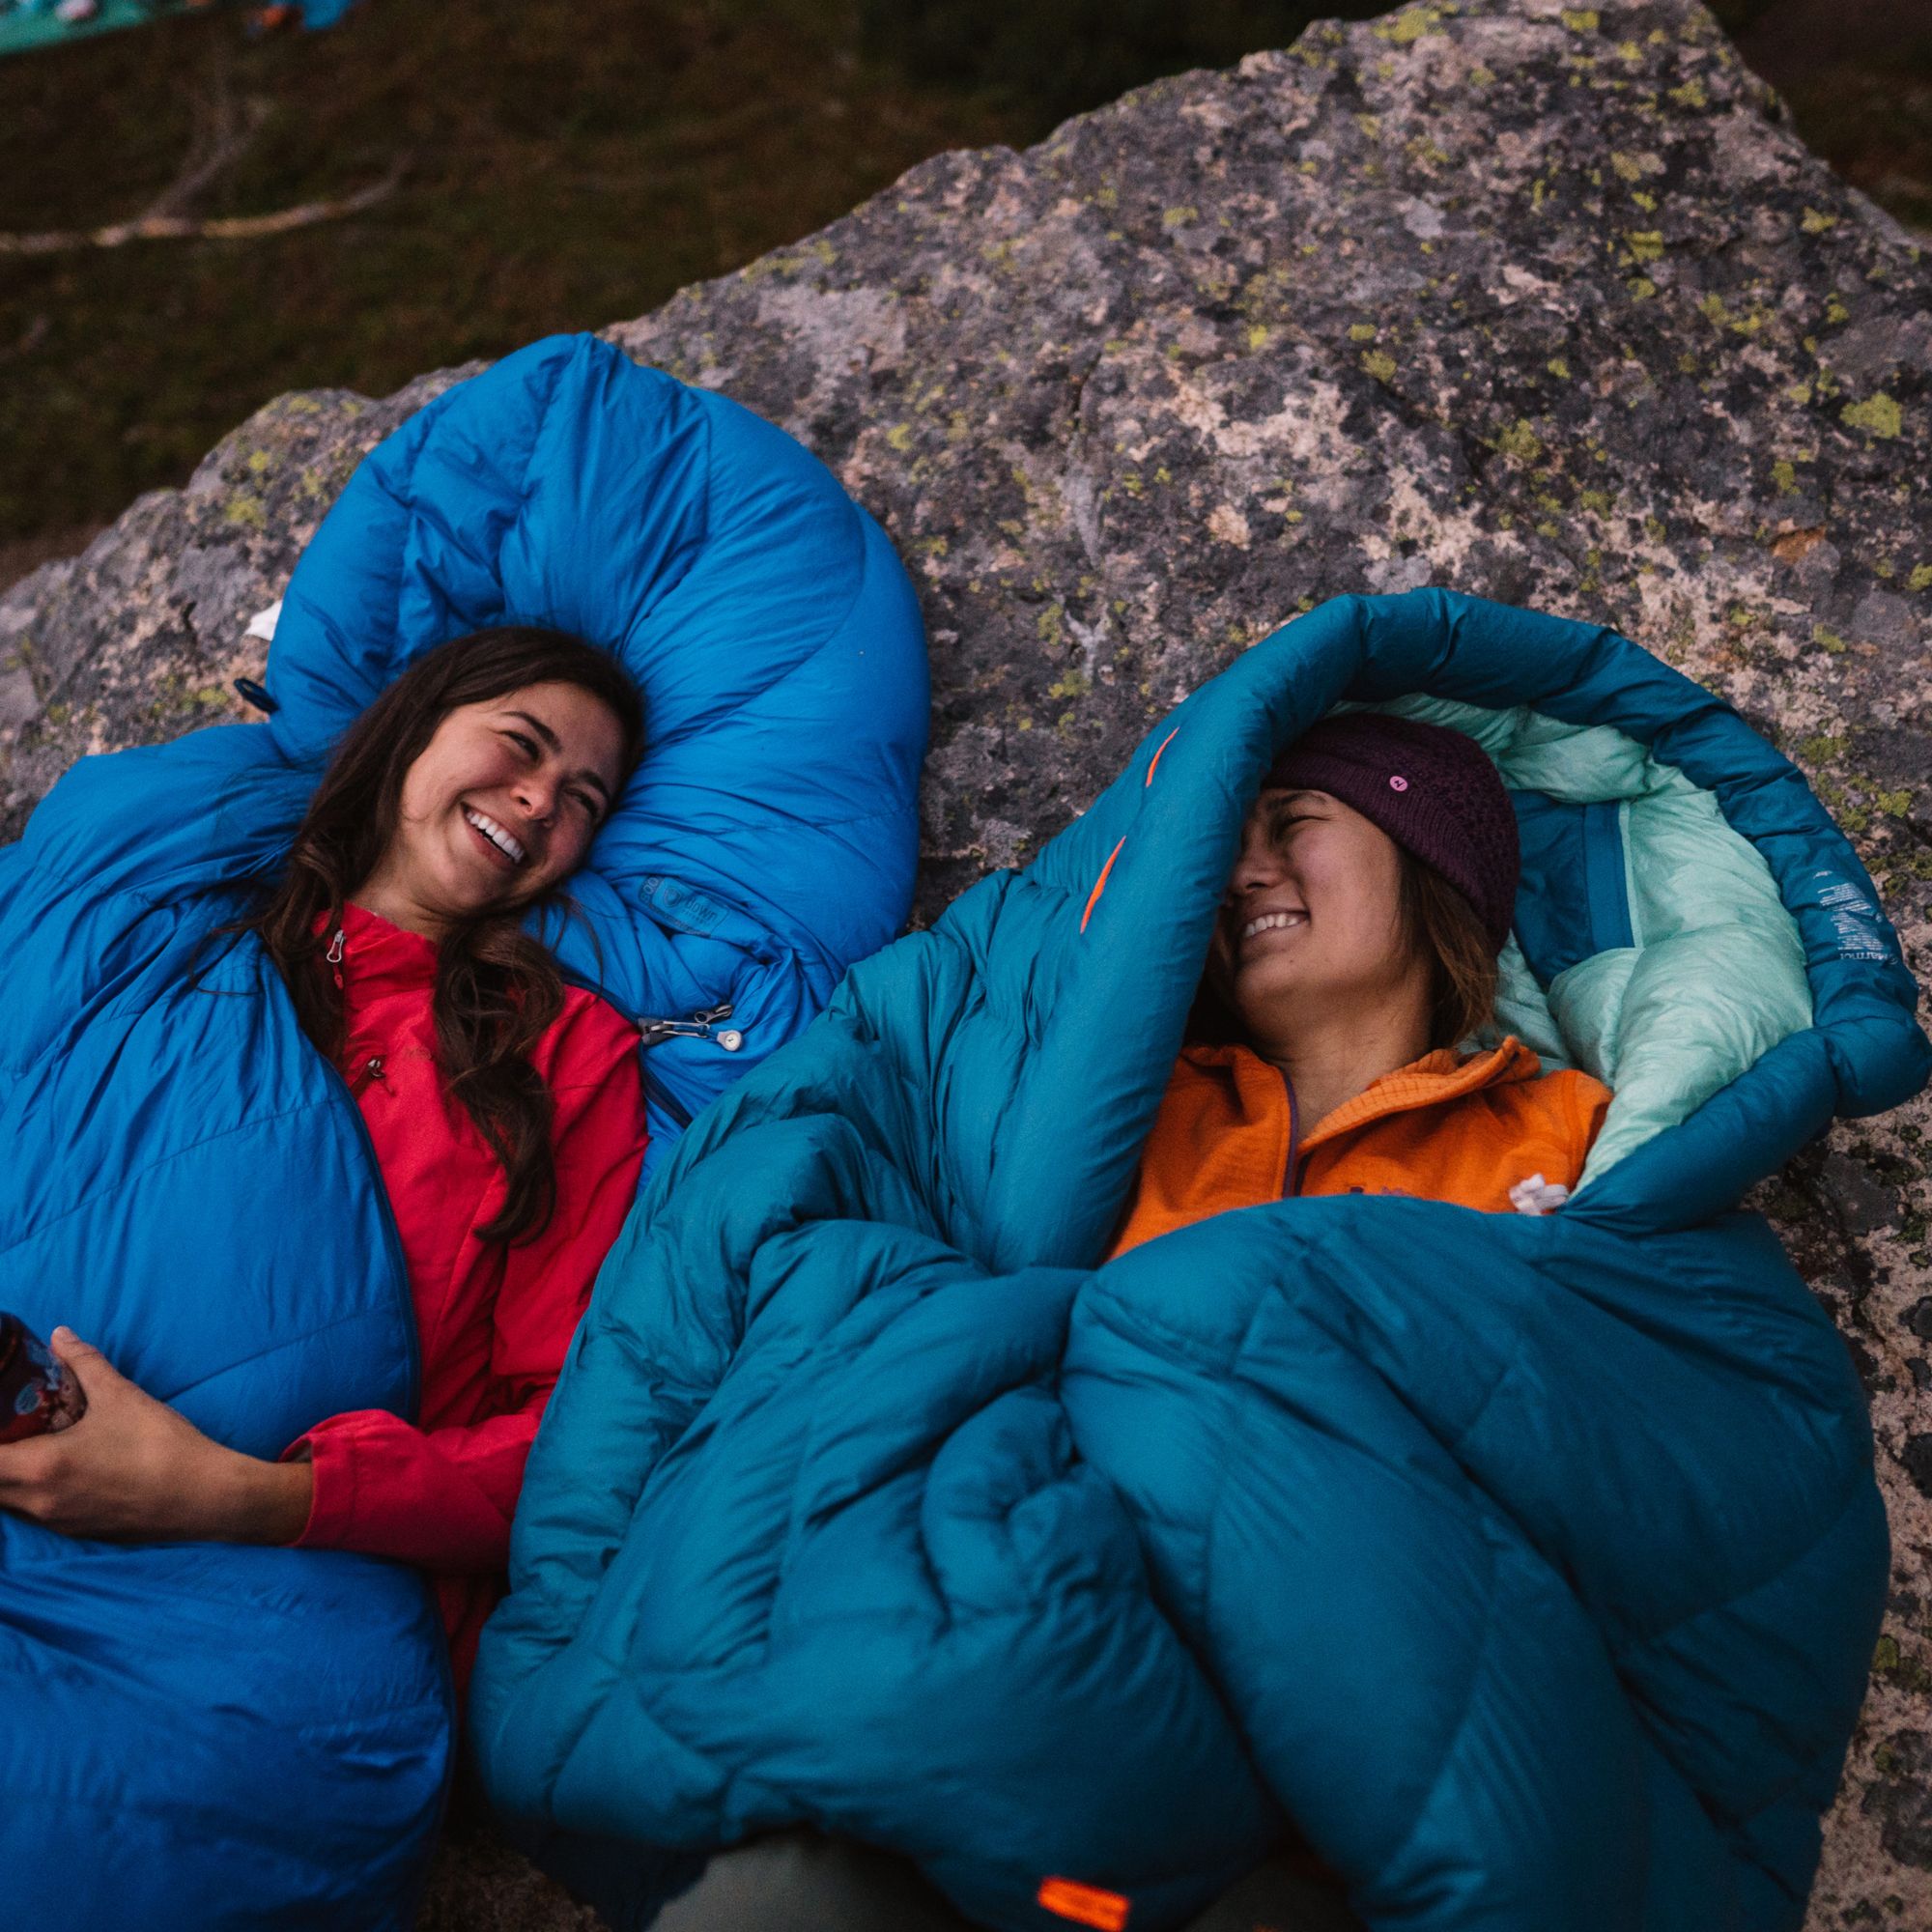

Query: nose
left=1227, top=815, right=1287, bottom=898
left=511, top=768, right=557, bottom=825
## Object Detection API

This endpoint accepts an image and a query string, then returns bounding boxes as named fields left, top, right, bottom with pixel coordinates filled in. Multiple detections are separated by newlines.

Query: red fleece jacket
left=283, top=902, right=647, bottom=1696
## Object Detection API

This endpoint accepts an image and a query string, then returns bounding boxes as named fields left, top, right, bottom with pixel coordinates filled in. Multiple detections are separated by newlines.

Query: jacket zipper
left=1282, top=1068, right=1301, bottom=1198
left=316, top=921, right=420, bottom=1421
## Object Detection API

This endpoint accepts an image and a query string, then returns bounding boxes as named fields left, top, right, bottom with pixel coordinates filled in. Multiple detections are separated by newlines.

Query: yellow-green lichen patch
left=224, top=493, right=267, bottom=531
left=1801, top=208, right=1839, bottom=235
left=1842, top=394, right=1902, bottom=440
left=1813, top=624, right=1847, bottom=654
left=1667, top=77, right=1707, bottom=110
left=1908, top=564, right=1932, bottom=592
left=1162, top=206, right=1199, bottom=229
left=1547, top=356, right=1572, bottom=380
left=1361, top=350, right=1398, bottom=383
left=1560, top=8, right=1599, bottom=30
left=1348, top=323, right=1378, bottom=342
left=1773, top=460, right=1799, bottom=495
left=1497, top=419, right=1544, bottom=464
left=1375, top=5, right=1445, bottom=46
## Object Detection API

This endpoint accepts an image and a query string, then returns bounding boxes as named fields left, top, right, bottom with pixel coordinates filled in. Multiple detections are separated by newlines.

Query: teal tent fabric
left=474, top=588, right=1927, bottom=1932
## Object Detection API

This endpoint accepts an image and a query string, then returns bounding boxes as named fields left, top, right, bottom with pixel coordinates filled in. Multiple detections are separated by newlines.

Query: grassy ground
left=1, top=0, right=1927, bottom=581
left=0, top=0, right=1047, bottom=560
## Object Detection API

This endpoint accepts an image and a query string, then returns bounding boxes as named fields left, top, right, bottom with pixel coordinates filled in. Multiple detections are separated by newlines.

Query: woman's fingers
left=48, top=1326, right=119, bottom=1395
left=0, top=1343, right=212, bottom=1538
left=0, top=1433, right=71, bottom=1524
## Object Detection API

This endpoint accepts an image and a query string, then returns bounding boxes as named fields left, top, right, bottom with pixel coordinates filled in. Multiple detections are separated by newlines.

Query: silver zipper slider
left=639, top=1001, right=742, bottom=1049
left=327, top=926, right=345, bottom=989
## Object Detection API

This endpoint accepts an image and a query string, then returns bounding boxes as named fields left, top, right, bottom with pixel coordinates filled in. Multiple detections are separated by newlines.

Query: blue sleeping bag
left=474, top=587, right=1928, bottom=1932
left=0, top=332, right=927, bottom=1930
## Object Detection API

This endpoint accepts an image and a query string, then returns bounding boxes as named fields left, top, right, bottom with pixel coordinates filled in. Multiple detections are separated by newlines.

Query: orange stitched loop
left=1145, top=726, right=1179, bottom=787
left=1037, top=1877, right=1132, bottom=1931
left=1079, top=836, right=1126, bottom=934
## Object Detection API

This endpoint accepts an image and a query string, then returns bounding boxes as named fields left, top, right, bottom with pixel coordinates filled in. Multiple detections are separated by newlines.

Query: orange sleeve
left=1571, top=1071, right=1613, bottom=1171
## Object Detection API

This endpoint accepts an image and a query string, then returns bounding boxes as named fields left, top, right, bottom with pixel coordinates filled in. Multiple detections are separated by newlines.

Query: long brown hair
left=244, top=627, right=644, bottom=1245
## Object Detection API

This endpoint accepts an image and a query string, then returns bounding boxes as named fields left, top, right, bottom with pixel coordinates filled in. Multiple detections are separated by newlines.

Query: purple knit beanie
left=1264, top=712, right=1520, bottom=952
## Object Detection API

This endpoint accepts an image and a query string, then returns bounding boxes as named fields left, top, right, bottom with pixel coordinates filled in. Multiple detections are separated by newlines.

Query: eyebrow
left=505, top=710, right=612, bottom=807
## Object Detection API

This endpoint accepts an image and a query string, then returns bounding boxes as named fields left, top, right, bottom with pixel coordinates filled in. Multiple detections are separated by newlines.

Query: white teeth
left=1240, top=909, right=1306, bottom=941
left=464, top=806, right=526, bottom=867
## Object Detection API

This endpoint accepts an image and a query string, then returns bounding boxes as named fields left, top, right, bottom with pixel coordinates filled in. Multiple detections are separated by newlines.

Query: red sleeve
left=286, top=998, right=647, bottom=1573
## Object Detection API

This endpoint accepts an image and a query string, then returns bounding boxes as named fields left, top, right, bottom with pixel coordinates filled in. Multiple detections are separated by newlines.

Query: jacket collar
left=1182, top=1035, right=1545, bottom=1148
left=310, top=900, right=439, bottom=998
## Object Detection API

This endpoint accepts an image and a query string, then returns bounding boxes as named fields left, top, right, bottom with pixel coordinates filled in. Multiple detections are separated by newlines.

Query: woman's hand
left=0, top=1329, right=313, bottom=1545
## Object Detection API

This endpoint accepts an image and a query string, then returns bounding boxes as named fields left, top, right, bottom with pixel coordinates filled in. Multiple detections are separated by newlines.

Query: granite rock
left=3, top=0, right=1929, bottom=1923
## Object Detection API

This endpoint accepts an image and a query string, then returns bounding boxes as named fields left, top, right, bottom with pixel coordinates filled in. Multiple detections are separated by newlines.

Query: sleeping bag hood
left=0, top=331, right=927, bottom=1931
left=474, top=587, right=1928, bottom=1932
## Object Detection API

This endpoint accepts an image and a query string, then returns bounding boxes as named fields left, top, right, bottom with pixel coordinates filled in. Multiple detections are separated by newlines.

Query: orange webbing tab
left=1037, top=1877, right=1132, bottom=1931
left=1145, top=726, right=1179, bottom=786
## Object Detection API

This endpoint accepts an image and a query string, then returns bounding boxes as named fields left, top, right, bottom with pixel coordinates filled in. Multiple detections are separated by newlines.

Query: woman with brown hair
left=0, top=624, right=650, bottom=1696
left=1109, top=711, right=1610, bottom=1259
left=628, top=712, right=1613, bottom=1932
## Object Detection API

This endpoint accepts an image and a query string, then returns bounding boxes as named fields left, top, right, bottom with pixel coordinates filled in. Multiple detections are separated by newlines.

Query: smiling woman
left=353, top=679, right=627, bottom=933
left=1110, top=710, right=1611, bottom=1257
left=0, top=624, right=653, bottom=1699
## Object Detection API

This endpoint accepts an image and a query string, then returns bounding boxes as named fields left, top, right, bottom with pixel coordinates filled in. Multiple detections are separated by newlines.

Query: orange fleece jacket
left=1108, top=1036, right=1612, bottom=1260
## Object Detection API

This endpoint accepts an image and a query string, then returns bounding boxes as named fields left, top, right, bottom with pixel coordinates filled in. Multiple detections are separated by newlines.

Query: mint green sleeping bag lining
left=1357, top=695, right=1813, bottom=1189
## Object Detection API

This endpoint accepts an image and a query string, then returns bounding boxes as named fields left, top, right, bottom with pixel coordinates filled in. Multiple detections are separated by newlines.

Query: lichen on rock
left=4, top=1, right=1929, bottom=1924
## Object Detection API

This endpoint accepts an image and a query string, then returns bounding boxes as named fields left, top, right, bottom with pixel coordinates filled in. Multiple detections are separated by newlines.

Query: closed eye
left=1264, top=804, right=1318, bottom=841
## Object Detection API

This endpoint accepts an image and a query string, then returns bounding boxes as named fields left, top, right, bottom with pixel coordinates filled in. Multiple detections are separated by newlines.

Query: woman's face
left=375, top=680, right=626, bottom=928
left=1208, top=787, right=1420, bottom=1043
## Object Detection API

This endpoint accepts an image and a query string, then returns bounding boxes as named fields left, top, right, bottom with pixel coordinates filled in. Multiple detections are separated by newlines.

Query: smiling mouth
left=463, top=805, right=528, bottom=871
left=1238, top=908, right=1307, bottom=942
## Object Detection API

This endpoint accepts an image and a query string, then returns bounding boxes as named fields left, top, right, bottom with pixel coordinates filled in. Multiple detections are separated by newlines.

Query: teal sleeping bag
left=0, top=332, right=927, bottom=1929
left=474, top=587, right=1927, bottom=1932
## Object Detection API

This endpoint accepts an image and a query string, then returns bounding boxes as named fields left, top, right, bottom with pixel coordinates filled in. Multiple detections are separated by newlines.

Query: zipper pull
left=326, top=926, right=345, bottom=989
left=638, top=1002, right=742, bottom=1050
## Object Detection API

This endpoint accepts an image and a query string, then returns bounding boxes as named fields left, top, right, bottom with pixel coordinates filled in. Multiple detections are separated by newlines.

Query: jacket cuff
left=278, top=1419, right=362, bottom=1549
